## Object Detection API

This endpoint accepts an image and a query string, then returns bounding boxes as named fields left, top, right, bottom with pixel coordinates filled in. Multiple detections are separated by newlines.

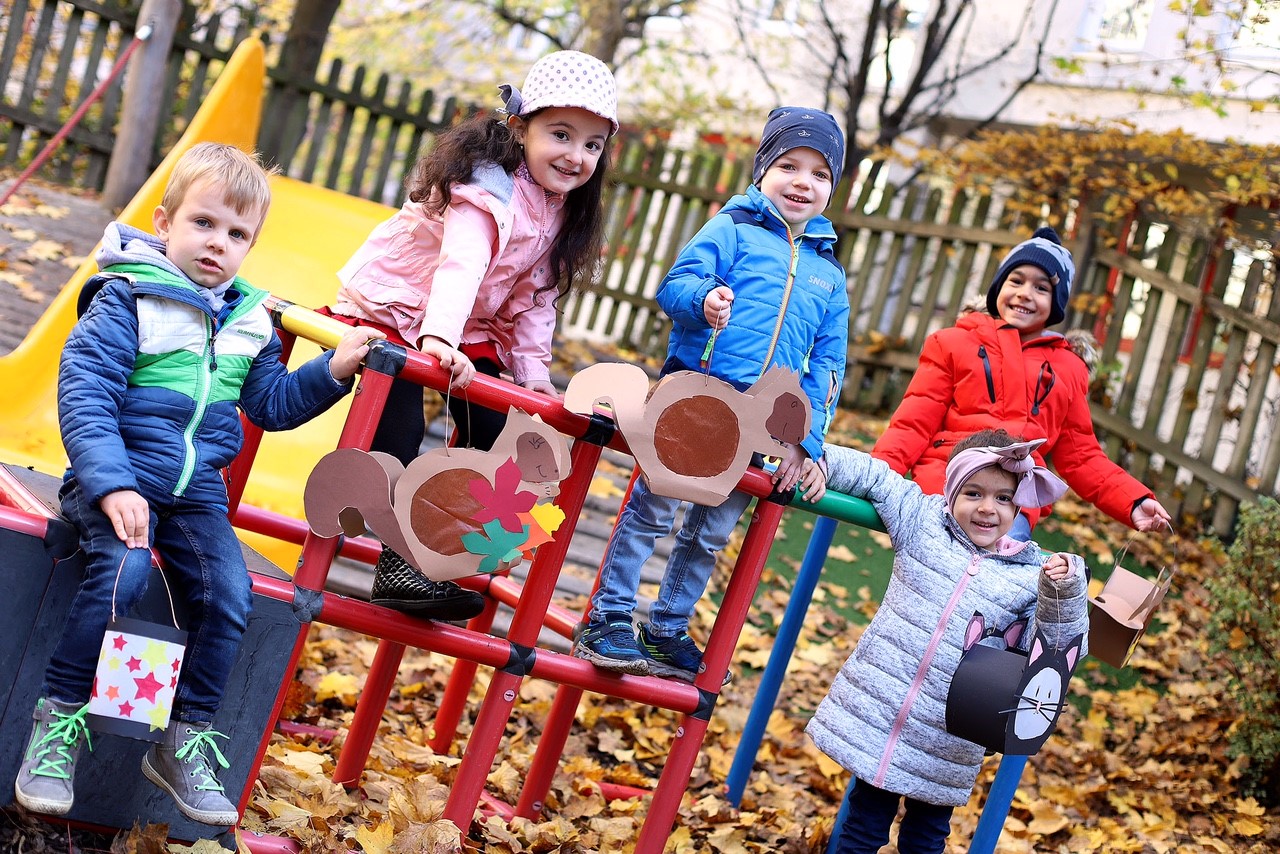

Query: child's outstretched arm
left=656, top=215, right=737, bottom=330
left=871, top=331, right=955, bottom=473
left=328, top=326, right=386, bottom=382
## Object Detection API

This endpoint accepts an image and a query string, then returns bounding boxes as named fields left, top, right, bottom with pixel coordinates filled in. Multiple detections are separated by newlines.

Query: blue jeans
left=590, top=474, right=752, bottom=635
left=832, top=778, right=953, bottom=854
left=43, top=479, right=253, bottom=724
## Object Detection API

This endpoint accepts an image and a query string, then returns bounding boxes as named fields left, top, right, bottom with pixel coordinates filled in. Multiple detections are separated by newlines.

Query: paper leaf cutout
left=469, top=457, right=538, bottom=531
left=518, top=503, right=566, bottom=556
left=461, top=518, right=530, bottom=574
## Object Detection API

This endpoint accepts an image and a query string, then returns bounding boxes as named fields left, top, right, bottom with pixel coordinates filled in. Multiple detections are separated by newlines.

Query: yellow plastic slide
left=0, top=39, right=395, bottom=569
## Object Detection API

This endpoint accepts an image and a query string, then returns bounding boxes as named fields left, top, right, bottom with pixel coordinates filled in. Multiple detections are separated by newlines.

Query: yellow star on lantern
left=148, top=703, right=171, bottom=732
left=141, top=640, right=171, bottom=670
left=107, top=656, right=122, bottom=671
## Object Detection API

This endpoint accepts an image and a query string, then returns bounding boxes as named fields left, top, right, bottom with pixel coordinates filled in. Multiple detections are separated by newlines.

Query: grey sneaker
left=14, top=697, right=91, bottom=815
left=141, top=720, right=239, bottom=826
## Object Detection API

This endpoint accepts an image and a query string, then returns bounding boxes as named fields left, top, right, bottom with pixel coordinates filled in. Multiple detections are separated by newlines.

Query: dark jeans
left=372, top=358, right=507, bottom=463
left=831, top=778, right=954, bottom=854
left=44, top=479, right=253, bottom=724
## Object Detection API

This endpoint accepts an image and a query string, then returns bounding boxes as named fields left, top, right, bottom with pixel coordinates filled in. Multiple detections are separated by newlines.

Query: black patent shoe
left=370, top=548, right=486, bottom=621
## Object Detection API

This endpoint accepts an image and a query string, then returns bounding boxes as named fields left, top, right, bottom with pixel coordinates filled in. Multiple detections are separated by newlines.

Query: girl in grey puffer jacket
left=801, top=429, right=1089, bottom=854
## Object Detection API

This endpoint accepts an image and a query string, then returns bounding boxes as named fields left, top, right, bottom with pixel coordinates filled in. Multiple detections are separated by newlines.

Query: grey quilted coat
left=805, top=445, right=1089, bottom=806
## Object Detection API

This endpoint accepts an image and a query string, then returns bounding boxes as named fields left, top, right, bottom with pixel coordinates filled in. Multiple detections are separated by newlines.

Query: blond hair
left=161, top=143, right=277, bottom=236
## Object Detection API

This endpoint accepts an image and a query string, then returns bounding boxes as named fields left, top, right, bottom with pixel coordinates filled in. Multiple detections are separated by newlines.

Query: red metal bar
left=238, top=365, right=397, bottom=816
left=240, top=831, right=301, bottom=854
left=515, top=467, right=641, bottom=818
left=443, top=438, right=604, bottom=830
left=515, top=683, right=585, bottom=819
left=0, top=503, right=52, bottom=540
left=0, top=29, right=150, bottom=207
left=428, top=597, right=499, bottom=754
left=634, top=499, right=786, bottom=852
left=332, top=639, right=407, bottom=787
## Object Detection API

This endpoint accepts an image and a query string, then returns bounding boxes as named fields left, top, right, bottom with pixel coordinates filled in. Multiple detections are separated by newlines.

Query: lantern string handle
left=110, top=549, right=180, bottom=628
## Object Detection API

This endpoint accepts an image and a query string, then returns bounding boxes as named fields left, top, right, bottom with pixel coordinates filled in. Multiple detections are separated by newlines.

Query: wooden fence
left=1, top=0, right=1277, bottom=533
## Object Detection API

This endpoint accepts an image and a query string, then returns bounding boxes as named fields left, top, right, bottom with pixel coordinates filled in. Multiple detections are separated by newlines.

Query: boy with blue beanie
left=573, top=107, right=851, bottom=682
left=873, top=225, right=1170, bottom=538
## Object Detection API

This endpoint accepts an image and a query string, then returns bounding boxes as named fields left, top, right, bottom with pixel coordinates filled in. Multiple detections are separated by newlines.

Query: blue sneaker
left=573, top=613, right=649, bottom=676
left=639, top=624, right=731, bottom=685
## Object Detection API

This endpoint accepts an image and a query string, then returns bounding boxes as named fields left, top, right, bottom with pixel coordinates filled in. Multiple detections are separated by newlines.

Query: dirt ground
left=0, top=177, right=115, bottom=354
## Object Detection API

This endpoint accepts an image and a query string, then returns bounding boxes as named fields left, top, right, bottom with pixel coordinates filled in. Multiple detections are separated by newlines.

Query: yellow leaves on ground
left=588, top=475, right=624, bottom=499
left=314, top=670, right=361, bottom=704
left=825, top=543, right=856, bottom=562
left=218, top=433, right=1280, bottom=854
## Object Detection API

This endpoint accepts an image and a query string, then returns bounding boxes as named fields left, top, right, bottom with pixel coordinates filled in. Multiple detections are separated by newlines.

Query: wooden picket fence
left=1, top=0, right=1277, bottom=533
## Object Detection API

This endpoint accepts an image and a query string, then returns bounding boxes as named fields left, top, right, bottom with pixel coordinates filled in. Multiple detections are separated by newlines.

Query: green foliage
left=914, top=119, right=1280, bottom=251
left=1205, top=497, right=1280, bottom=804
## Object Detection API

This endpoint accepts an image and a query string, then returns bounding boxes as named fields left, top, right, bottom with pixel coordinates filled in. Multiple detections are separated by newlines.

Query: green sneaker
left=14, top=697, right=91, bottom=815
left=142, top=720, right=240, bottom=826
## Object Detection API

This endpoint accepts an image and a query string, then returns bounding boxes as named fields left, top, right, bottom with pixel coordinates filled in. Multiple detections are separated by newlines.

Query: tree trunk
left=100, top=0, right=182, bottom=211
left=258, top=0, right=341, bottom=169
left=580, top=0, right=624, bottom=64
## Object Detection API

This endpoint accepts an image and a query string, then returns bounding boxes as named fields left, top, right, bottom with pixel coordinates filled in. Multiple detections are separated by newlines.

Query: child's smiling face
left=995, top=264, right=1055, bottom=339
left=512, top=106, right=611, bottom=196
left=951, top=466, right=1019, bottom=548
left=758, top=146, right=834, bottom=228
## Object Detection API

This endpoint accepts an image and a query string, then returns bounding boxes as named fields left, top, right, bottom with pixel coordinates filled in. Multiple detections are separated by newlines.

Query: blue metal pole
left=725, top=514, right=839, bottom=806
left=969, top=754, right=1028, bottom=853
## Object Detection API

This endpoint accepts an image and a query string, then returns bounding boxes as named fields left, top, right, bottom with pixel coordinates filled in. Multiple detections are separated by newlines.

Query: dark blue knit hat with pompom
left=986, top=226, right=1076, bottom=327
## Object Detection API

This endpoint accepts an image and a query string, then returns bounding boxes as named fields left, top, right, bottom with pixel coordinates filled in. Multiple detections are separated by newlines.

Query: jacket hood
left=96, top=222, right=189, bottom=282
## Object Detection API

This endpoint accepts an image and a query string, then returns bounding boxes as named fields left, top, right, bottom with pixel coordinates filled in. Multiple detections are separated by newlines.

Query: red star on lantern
left=171, top=658, right=182, bottom=673
left=134, top=671, right=165, bottom=704
left=119, top=701, right=135, bottom=718
left=126, top=656, right=142, bottom=672
left=112, top=634, right=128, bottom=651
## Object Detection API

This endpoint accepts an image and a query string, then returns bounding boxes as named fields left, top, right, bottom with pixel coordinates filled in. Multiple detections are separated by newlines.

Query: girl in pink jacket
left=329, top=51, right=618, bottom=618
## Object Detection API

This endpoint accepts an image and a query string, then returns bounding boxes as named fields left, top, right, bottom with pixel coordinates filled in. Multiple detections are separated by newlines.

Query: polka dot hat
left=501, top=50, right=619, bottom=136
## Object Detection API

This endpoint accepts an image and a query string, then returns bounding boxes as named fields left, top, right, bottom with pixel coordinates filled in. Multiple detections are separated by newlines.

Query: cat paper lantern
left=304, top=410, right=571, bottom=581
left=563, top=362, right=810, bottom=505
left=945, top=613, right=1083, bottom=755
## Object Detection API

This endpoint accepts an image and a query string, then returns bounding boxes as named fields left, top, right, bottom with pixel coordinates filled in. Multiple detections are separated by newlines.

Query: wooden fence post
left=100, top=0, right=182, bottom=211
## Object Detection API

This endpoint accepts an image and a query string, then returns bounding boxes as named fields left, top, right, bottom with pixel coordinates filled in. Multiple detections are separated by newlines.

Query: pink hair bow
left=943, top=438, right=1068, bottom=512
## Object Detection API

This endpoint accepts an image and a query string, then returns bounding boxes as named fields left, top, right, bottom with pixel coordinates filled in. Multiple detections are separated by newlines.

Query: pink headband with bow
left=943, top=438, right=1068, bottom=513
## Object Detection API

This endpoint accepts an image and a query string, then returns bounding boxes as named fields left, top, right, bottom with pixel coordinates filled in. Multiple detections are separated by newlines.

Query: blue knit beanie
left=986, top=226, right=1075, bottom=327
left=752, top=107, right=846, bottom=189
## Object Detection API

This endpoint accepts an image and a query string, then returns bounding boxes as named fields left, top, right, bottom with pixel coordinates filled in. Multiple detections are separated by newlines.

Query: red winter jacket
left=872, top=312, right=1152, bottom=528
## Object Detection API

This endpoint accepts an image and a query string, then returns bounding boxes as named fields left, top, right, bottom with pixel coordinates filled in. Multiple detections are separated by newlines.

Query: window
left=1076, top=0, right=1154, bottom=52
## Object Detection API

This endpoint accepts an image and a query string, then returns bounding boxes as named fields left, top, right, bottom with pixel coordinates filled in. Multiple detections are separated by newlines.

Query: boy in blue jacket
left=574, top=108, right=851, bottom=681
left=13, top=143, right=382, bottom=825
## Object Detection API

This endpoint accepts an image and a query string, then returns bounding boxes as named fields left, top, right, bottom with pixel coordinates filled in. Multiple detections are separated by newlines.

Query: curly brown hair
left=404, top=111, right=610, bottom=306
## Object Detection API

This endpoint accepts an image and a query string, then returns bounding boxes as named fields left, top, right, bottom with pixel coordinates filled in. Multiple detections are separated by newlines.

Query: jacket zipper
left=873, top=553, right=982, bottom=788
left=978, top=345, right=996, bottom=403
left=175, top=314, right=216, bottom=496
left=761, top=211, right=800, bottom=372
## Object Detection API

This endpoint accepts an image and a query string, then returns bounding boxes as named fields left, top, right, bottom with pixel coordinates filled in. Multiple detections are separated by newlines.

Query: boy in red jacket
left=871, top=226, right=1170, bottom=538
